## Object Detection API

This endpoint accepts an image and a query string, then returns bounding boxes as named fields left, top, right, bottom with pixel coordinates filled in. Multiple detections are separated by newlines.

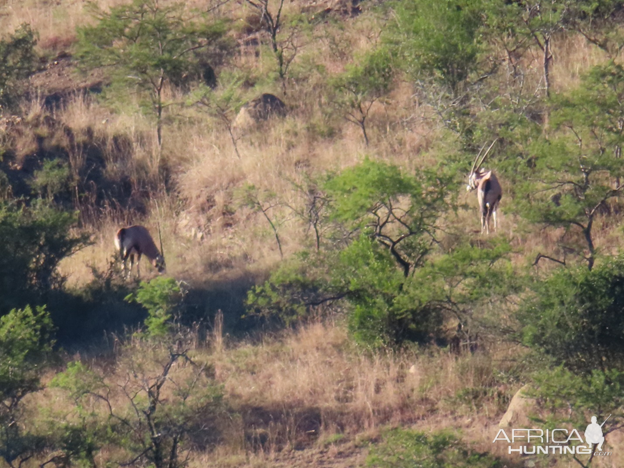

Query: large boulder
left=499, top=385, right=537, bottom=428
left=233, top=93, right=286, bottom=132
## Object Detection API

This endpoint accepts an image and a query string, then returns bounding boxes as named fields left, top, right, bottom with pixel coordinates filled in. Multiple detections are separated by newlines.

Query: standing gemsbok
left=466, top=140, right=502, bottom=235
left=114, top=225, right=165, bottom=278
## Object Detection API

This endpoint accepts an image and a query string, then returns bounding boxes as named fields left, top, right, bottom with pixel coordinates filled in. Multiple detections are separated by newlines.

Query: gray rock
left=499, top=384, right=536, bottom=428
left=233, top=94, right=287, bottom=132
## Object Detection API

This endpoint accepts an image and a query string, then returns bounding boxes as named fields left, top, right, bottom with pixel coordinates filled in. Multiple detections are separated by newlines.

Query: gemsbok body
left=467, top=140, right=502, bottom=235
left=114, top=225, right=165, bottom=278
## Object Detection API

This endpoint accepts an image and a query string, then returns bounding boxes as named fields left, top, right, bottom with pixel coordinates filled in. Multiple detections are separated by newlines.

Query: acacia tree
left=243, top=0, right=304, bottom=86
left=324, top=159, right=449, bottom=277
left=331, top=49, right=394, bottom=146
left=53, top=341, right=222, bottom=468
left=247, top=159, right=518, bottom=347
left=390, top=0, right=483, bottom=96
left=247, top=159, right=453, bottom=344
left=192, top=77, right=246, bottom=159
left=515, top=62, right=624, bottom=270
left=77, top=0, right=226, bottom=167
left=55, top=277, right=217, bottom=468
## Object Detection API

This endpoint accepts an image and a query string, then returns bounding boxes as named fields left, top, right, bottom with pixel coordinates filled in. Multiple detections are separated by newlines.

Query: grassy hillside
left=1, top=0, right=624, bottom=467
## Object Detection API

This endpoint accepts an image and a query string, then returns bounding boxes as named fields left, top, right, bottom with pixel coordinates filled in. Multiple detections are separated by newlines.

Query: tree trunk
left=543, top=35, right=551, bottom=99
left=360, top=118, right=369, bottom=146
left=583, top=220, right=595, bottom=271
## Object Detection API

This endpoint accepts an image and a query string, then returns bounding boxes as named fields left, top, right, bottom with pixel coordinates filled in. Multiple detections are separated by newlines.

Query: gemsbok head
left=114, top=225, right=165, bottom=278
left=467, top=140, right=502, bottom=235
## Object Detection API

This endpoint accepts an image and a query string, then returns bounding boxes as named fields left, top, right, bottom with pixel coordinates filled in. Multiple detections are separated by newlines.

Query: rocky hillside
left=1, top=0, right=624, bottom=467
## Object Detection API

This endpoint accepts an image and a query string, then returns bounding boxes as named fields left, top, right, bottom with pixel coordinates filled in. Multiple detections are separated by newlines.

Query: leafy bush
left=248, top=159, right=517, bottom=347
left=0, top=306, right=54, bottom=467
left=519, top=257, right=624, bottom=372
left=126, top=277, right=183, bottom=337
left=367, top=428, right=503, bottom=468
left=246, top=252, right=329, bottom=325
left=0, top=201, right=89, bottom=313
left=523, top=365, right=624, bottom=467
left=0, top=24, right=38, bottom=111
left=30, top=159, right=73, bottom=201
left=530, top=366, right=624, bottom=431
left=53, top=340, right=224, bottom=468
left=388, top=0, right=483, bottom=93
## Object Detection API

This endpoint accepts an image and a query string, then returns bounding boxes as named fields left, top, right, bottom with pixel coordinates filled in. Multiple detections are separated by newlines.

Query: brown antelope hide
left=114, top=225, right=165, bottom=278
left=467, top=140, right=502, bottom=235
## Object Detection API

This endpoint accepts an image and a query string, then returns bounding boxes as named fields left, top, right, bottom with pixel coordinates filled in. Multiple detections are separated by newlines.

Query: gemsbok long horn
left=475, top=139, right=498, bottom=172
left=470, top=141, right=490, bottom=175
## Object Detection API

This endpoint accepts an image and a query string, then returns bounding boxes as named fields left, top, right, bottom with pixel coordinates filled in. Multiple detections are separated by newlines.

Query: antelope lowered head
left=114, top=225, right=166, bottom=278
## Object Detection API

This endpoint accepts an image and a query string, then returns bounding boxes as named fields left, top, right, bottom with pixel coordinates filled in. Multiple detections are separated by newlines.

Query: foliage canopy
left=520, top=256, right=624, bottom=372
left=0, top=24, right=38, bottom=111
left=0, top=201, right=88, bottom=313
left=77, top=0, right=227, bottom=147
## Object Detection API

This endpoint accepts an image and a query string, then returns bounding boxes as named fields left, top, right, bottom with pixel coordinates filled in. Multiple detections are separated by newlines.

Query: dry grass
left=53, top=17, right=624, bottom=294
left=4, top=2, right=624, bottom=467
left=26, top=320, right=525, bottom=467
left=551, top=33, right=609, bottom=92
left=208, top=322, right=519, bottom=449
left=24, top=319, right=622, bottom=467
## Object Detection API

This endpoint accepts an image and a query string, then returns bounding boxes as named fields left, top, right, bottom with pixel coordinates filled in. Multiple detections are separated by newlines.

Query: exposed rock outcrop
left=233, top=93, right=286, bottom=133
left=499, top=385, right=536, bottom=428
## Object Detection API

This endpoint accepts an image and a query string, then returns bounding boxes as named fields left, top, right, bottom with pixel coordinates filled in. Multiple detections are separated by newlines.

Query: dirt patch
left=266, top=443, right=367, bottom=467
left=28, top=53, right=104, bottom=108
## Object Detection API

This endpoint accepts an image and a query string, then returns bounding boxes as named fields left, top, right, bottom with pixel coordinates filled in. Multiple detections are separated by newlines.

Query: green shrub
left=53, top=342, right=224, bottom=468
left=30, top=159, right=73, bottom=200
left=519, top=256, right=624, bottom=372
left=367, top=428, right=503, bottom=468
left=0, top=306, right=54, bottom=467
left=0, top=24, right=38, bottom=110
left=126, top=277, right=183, bottom=337
left=388, top=0, right=482, bottom=93
left=0, top=201, right=89, bottom=313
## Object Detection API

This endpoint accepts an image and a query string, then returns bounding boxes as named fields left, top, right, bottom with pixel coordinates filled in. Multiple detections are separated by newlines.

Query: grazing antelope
left=467, top=140, right=502, bottom=235
left=114, top=225, right=165, bottom=278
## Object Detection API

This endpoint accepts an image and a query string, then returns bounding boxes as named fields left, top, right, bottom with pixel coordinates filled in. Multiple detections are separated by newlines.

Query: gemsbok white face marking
left=114, top=225, right=165, bottom=279
left=467, top=140, right=502, bottom=235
